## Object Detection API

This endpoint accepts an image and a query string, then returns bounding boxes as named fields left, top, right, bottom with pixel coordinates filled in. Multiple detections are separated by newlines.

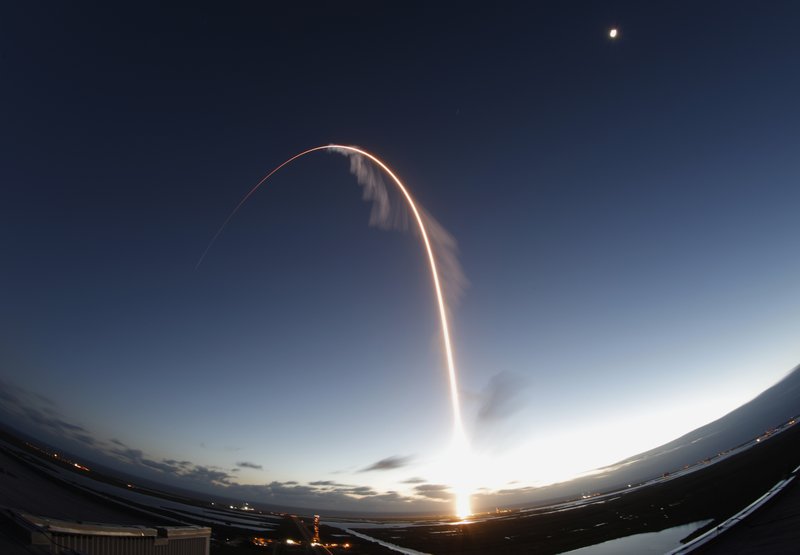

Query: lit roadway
left=290, top=515, right=332, bottom=555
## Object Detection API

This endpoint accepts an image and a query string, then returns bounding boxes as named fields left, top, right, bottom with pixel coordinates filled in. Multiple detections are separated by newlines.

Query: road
left=290, top=515, right=332, bottom=555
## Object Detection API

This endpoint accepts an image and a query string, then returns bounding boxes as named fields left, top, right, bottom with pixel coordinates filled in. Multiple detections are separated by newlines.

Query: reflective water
left=560, top=520, right=712, bottom=554
left=341, top=528, right=432, bottom=555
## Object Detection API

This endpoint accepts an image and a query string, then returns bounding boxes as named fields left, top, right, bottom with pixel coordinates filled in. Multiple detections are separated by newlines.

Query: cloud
left=477, top=371, right=530, bottom=423
left=340, top=485, right=377, bottom=496
left=309, top=480, right=353, bottom=487
left=142, top=458, right=184, bottom=474
left=414, top=483, right=452, bottom=500
left=360, top=455, right=412, bottom=472
left=0, top=384, right=19, bottom=405
left=109, top=445, right=145, bottom=464
left=492, top=485, right=536, bottom=497
left=401, top=476, right=427, bottom=484
left=370, top=491, right=410, bottom=503
left=0, top=378, right=100, bottom=447
left=220, top=479, right=427, bottom=512
left=262, top=481, right=318, bottom=498
left=236, top=461, right=263, bottom=470
left=163, top=459, right=192, bottom=468
left=309, top=480, right=337, bottom=486
left=73, top=433, right=97, bottom=446
left=182, top=465, right=232, bottom=487
left=106, top=439, right=233, bottom=485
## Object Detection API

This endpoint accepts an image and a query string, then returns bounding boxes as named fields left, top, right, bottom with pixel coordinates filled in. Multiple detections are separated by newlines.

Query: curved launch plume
left=198, top=144, right=471, bottom=516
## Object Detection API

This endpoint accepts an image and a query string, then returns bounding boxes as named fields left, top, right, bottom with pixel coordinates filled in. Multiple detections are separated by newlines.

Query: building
left=1, top=509, right=211, bottom=555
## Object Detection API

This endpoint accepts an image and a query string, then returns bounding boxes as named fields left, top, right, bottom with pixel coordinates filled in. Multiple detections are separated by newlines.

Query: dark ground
left=693, top=468, right=800, bottom=555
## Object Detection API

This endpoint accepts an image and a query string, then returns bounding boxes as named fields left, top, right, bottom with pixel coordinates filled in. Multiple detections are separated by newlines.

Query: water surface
left=560, top=520, right=712, bottom=554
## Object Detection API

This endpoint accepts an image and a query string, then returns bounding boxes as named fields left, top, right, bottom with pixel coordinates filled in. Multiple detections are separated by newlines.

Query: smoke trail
left=332, top=147, right=467, bottom=308
left=198, top=144, right=473, bottom=516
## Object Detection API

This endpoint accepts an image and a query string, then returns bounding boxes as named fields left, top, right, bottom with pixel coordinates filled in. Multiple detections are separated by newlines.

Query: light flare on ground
left=199, top=144, right=473, bottom=517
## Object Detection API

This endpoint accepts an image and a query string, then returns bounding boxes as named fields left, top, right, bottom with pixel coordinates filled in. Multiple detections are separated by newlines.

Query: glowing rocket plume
left=198, top=144, right=470, bottom=516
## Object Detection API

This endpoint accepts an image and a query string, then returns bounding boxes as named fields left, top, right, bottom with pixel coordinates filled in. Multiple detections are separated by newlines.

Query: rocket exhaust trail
left=198, top=145, right=471, bottom=516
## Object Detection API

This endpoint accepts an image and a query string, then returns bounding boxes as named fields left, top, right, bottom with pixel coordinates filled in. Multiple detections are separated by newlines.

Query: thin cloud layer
left=236, top=461, right=263, bottom=470
left=360, top=455, right=413, bottom=472
left=414, top=483, right=452, bottom=500
left=0, top=378, right=96, bottom=446
left=477, top=371, right=530, bottom=423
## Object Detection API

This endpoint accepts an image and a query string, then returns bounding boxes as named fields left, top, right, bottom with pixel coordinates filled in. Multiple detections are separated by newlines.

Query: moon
left=609, top=28, right=619, bottom=39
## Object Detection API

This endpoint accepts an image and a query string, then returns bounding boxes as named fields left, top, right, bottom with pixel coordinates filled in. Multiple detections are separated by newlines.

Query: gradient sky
left=2, top=2, right=800, bottom=513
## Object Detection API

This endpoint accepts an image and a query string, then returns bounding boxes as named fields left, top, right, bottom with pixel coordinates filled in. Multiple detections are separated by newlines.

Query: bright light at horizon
left=431, top=393, right=753, bottom=504
left=452, top=446, right=474, bottom=519
left=456, top=494, right=472, bottom=520
left=193, top=362, right=769, bottom=518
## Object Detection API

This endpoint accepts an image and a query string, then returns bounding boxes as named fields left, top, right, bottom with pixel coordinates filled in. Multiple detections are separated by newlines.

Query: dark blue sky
left=2, top=2, right=800, bottom=513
